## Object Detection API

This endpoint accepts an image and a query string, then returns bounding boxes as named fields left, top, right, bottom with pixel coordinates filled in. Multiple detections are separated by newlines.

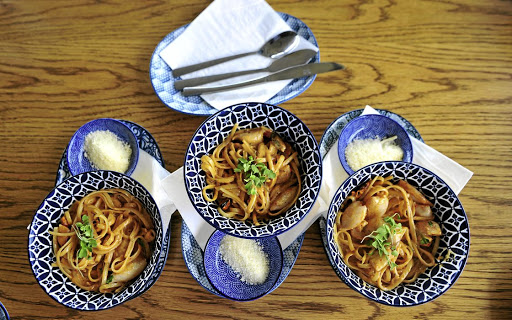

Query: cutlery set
left=172, top=31, right=344, bottom=95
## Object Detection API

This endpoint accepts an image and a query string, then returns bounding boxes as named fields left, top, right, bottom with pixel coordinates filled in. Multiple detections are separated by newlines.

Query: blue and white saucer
left=150, top=12, right=320, bottom=116
left=56, top=119, right=170, bottom=296
left=182, top=222, right=304, bottom=298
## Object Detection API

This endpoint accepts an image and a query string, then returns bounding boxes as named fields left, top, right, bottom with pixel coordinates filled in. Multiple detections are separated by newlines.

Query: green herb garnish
left=421, top=237, right=430, bottom=245
left=72, top=215, right=97, bottom=260
left=363, top=214, right=403, bottom=270
left=106, top=273, right=114, bottom=284
left=234, top=156, right=276, bottom=195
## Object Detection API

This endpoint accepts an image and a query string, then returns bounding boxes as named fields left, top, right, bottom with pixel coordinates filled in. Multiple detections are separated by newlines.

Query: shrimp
left=111, top=256, right=147, bottom=283
left=416, top=220, right=441, bottom=237
left=366, top=196, right=389, bottom=219
left=275, top=165, right=292, bottom=184
left=415, top=220, right=441, bottom=246
left=270, top=185, right=298, bottom=212
left=340, top=201, right=367, bottom=230
left=415, top=204, right=433, bottom=219
left=233, top=127, right=271, bottom=145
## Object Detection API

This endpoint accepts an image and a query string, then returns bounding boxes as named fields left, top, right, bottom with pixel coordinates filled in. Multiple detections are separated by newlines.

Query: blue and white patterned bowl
left=325, top=161, right=470, bottom=306
left=203, top=230, right=283, bottom=301
left=337, top=114, right=413, bottom=175
left=67, top=118, right=140, bottom=176
left=28, top=170, right=164, bottom=311
left=184, top=102, right=322, bottom=239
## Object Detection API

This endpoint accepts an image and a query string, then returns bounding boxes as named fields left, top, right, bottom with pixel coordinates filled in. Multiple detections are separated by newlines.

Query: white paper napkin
left=158, top=0, right=318, bottom=110
left=131, top=150, right=175, bottom=236
left=161, top=168, right=215, bottom=250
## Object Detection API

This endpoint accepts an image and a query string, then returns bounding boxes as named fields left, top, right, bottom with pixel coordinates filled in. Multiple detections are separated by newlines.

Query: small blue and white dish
left=325, top=161, right=470, bottom=306
left=203, top=231, right=283, bottom=301
left=149, top=12, right=320, bottom=116
left=181, top=221, right=304, bottom=298
left=337, top=114, right=413, bottom=175
left=67, top=118, right=140, bottom=176
left=28, top=170, right=164, bottom=311
left=184, top=102, right=322, bottom=239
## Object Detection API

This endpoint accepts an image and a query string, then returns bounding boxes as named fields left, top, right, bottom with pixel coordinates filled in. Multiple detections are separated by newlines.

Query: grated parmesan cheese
left=345, top=136, right=404, bottom=171
left=219, top=235, right=270, bottom=285
left=83, top=130, right=132, bottom=173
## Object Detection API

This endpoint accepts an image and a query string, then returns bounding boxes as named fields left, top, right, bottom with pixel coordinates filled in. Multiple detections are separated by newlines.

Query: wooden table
left=1, top=0, right=511, bottom=319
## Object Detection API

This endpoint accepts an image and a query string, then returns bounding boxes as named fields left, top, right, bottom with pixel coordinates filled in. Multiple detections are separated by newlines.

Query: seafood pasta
left=334, top=176, right=441, bottom=291
left=50, top=189, right=155, bottom=293
left=201, top=124, right=301, bottom=225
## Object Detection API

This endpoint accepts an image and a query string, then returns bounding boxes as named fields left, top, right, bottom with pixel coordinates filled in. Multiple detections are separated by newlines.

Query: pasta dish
left=334, top=176, right=441, bottom=291
left=201, top=124, right=301, bottom=225
left=50, top=189, right=155, bottom=293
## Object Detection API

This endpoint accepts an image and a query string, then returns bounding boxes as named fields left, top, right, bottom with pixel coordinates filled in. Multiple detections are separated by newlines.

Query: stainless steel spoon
left=174, top=49, right=316, bottom=90
left=172, top=31, right=300, bottom=77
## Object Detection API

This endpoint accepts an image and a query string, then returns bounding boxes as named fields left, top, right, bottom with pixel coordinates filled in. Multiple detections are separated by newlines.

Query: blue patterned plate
left=181, top=222, right=304, bottom=298
left=325, top=161, right=469, bottom=306
left=29, top=171, right=164, bottom=311
left=184, top=102, right=322, bottom=239
left=203, top=231, right=283, bottom=301
left=55, top=120, right=170, bottom=298
left=150, top=12, right=319, bottom=116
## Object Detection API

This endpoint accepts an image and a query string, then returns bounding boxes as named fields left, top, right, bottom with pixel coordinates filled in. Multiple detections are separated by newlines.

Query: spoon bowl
left=260, top=31, right=300, bottom=58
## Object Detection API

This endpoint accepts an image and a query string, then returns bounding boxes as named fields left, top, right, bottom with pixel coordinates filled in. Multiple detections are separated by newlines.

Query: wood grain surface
left=0, top=0, right=511, bottom=319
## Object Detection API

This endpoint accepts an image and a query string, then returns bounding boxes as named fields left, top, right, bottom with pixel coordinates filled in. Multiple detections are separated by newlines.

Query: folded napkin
left=133, top=107, right=473, bottom=250
left=131, top=150, right=175, bottom=236
left=158, top=0, right=318, bottom=110
left=162, top=168, right=215, bottom=250
left=320, top=106, right=474, bottom=208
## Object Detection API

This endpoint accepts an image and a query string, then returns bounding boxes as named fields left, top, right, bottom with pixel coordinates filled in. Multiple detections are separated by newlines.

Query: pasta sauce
left=50, top=189, right=155, bottom=293
left=334, top=176, right=441, bottom=291
left=201, top=124, right=301, bottom=225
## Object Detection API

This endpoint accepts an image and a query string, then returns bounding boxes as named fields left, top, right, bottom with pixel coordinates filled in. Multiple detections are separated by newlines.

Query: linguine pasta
left=50, top=189, right=155, bottom=293
left=201, top=124, right=301, bottom=225
left=334, top=176, right=441, bottom=291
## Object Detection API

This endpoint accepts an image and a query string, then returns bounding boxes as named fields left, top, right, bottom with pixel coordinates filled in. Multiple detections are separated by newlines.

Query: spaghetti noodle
left=334, top=176, right=441, bottom=291
left=50, top=189, right=155, bottom=293
left=201, top=124, right=301, bottom=225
